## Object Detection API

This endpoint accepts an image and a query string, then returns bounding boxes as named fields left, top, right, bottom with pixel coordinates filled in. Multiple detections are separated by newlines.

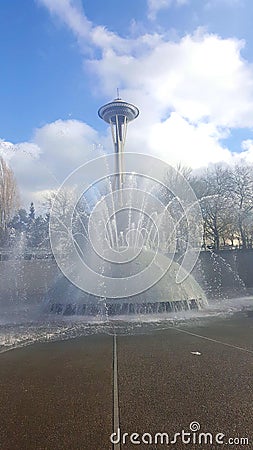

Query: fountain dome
left=47, top=249, right=207, bottom=316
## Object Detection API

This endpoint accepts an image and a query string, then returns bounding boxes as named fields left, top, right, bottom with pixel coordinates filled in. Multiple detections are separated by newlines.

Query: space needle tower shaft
left=98, top=94, right=139, bottom=191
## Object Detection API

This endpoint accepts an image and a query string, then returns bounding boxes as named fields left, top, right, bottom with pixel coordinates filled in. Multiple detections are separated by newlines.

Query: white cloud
left=38, top=0, right=132, bottom=54
left=89, top=30, right=253, bottom=130
left=2, top=115, right=253, bottom=209
left=39, top=1, right=253, bottom=127
left=148, top=113, right=232, bottom=168
left=0, top=139, right=41, bottom=160
left=0, top=120, right=103, bottom=208
left=7, top=0, right=253, bottom=206
left=37, top=0, right=92, bottom=40
left=240, top=139, right=253, bottom=163
left=204, top=0, right=242, bottom=9
left=147, top=0, right=189, bottom=20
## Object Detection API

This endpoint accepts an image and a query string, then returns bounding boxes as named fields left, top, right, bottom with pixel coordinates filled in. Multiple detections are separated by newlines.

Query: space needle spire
left=98, top=94, right=139, bottom=191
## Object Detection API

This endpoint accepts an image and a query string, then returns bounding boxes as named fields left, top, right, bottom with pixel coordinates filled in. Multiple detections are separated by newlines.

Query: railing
left=0, top=248, right=54, bottom=261
left=1, top=246, right=253, bottom=261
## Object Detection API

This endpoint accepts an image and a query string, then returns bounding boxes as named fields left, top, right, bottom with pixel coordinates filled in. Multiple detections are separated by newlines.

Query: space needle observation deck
left=98, top=95, right=139, bottom=191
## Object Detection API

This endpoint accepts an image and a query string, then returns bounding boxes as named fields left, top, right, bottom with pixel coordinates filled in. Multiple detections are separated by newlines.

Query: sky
left=1, top=0, right=253, bottom=208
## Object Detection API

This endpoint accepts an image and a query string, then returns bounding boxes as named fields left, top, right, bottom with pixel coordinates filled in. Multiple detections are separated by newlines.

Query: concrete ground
left=0, top=316, right=252, bottom=449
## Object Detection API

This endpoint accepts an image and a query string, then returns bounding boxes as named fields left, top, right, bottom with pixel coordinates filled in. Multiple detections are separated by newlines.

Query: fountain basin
left=46, top=251, right=207, bottom=316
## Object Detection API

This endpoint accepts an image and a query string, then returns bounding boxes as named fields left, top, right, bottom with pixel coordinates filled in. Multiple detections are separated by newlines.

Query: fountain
left=0, top=100, right=252, bottom=355
left=47, top=96, right=208, bottom=316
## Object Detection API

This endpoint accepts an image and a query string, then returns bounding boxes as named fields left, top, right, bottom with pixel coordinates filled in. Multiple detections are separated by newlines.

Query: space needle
left=98, top=92, right=139, bottom=191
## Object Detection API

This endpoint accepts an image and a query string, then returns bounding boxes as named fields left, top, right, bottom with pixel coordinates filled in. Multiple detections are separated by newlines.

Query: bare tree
left=0, top=156, right=19, bottom=241
left=229, top=164, right=253, bottom=248
left=44, top=188, right=91, bottom=257
left=195, top=165, right=234, bottom=250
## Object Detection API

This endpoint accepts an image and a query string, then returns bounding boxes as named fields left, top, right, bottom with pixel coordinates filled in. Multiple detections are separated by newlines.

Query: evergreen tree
left=29, top=202, right=35, bottom=220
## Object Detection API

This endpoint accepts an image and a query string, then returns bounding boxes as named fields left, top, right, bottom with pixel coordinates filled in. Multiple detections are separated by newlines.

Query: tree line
left=0, top=156, right=49, bottom=249
left=191, top=164, right=253, bottom=250
left=1, top=155, right=253, bottom=252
